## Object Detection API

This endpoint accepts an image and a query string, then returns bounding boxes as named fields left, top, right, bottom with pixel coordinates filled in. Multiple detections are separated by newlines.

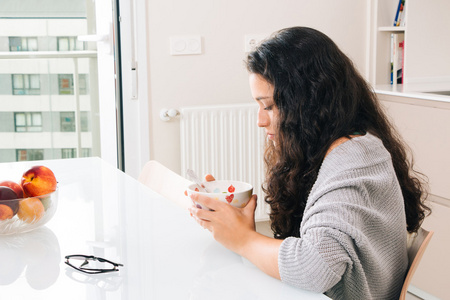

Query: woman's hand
left=188, top=192, right=258, bottom=255
left=189, top=192, right=282, bottom=279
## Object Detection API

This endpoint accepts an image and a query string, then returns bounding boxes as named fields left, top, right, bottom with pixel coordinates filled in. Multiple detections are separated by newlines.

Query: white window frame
left=117, top=0, right=150, bottom=179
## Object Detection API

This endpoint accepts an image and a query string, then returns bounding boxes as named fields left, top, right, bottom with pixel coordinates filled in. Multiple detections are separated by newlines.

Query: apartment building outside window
left=12, top=74, right=40, bottom=95
left=14, top=112, right=42, bottom=132
left=0, top=0, right=123, bottom=168
left=9, top=37, right=38, bottom=51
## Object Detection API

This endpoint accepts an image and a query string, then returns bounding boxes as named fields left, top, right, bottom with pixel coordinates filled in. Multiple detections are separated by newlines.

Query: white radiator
left=180, top=103, right=269, bottom=221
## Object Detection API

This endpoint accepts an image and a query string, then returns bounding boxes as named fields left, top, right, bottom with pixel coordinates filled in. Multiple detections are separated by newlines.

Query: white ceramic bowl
left=0, top=189, right=58, bottom=235
left=187, top=180, right=253, bottom=210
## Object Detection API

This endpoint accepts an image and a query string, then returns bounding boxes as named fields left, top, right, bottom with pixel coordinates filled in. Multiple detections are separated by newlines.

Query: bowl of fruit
left=0, top=166, right=58, bottom=235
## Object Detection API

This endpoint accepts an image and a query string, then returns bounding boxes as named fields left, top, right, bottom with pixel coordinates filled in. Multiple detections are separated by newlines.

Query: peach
left=17, top=198, right=45, bottom=223
left=0, top=204, right=14, bottom=220
left=0, top=181, right=24, bottom=198
left=21, top=166, right=57, bottom=197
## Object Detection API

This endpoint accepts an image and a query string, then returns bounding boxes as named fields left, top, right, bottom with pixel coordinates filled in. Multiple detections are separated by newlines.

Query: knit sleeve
left=277, top=178, right=373, bottom=293
left=278, top=224, right=354, bottom=293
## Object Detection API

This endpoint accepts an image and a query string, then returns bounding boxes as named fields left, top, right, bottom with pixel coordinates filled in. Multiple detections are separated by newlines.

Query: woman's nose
left=257, top=109, right=269, bottom=127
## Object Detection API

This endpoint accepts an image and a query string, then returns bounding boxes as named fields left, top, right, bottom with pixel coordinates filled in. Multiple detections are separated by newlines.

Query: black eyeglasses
left=65, top=254, right=123, bottom=274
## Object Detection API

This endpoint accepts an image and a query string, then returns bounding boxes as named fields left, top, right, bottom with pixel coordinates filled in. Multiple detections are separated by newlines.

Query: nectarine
left=0, top=186, right=19, bottom=215
left=0, top=180, right=24, bottom=198
left=0, top=204, right=14, bottom=220
left=21, top=166, right=57, bottom=197
left=17, top=198, right=45, bottom=223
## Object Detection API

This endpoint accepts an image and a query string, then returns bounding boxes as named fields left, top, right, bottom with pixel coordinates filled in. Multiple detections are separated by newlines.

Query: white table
left=0, top=157, right=329, bottom=299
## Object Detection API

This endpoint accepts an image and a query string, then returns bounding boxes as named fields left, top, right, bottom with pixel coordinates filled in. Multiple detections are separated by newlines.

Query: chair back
left=138, top=160, right=192, bottom=209
left=399, top=227, right=434, bottom=300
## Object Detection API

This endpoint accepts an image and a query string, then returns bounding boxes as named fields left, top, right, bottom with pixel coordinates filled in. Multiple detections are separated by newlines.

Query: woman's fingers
left=244, top=194, right=258, bottom=213
left=189, top=207, right=212, bottom=230
left=190, top=192, right=223, bottom=211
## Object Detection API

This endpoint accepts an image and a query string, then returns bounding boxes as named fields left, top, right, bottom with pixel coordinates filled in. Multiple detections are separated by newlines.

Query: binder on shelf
left=390, top=34, right=394, bottom=84
left=390, top=33, right=404, bottom=85
left=396, top=0, right=406, bottom=27
left=393, top=0, right=402, bottom=26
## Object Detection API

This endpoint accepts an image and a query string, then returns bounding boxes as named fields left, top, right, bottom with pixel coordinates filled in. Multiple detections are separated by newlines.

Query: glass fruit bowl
left=0, top=189, right=58, bottom=235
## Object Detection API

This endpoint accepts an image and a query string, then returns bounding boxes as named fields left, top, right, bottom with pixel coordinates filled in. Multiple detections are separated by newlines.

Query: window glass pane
left=16, top=149, right=27, bottom=161
left=32, top=112, right=42, bottom=126
left=15, top=113, right=25, bottom=126
left=79, top=74, right=88, bottom=94
left=26, top=113, right=32, bottom=125
left=80, top=111, right=89, bottom=131
left=12, top=74, right=24, bottom=89
left=27, top=126, right=42, bottom=132
left=75, top=39, right=85, bottom=50
left=60, top=112, right=75, bottom=132
left=29, top=149, right=44, bottom=160
left=9, top=37, right=22, bottom=51
left=69, top=38, right=76, bottom=50
left=81, top=148, right=91, bottom=157
left=29, top=74, right=40, bottom=89
left=61, top=148, right=76, bottom=158
left=59, top=74, right=73, bottom=95
left=22, top=37, right=29, bottom=50
left=24, top=74, right=31, bottom=89
left=58, top=37, right=69, bottom=51
left=16, top=149, right=43, bottom=161
left=0, top=1, right=117, bottom=164
left=28, top=38, right=38, bottom=51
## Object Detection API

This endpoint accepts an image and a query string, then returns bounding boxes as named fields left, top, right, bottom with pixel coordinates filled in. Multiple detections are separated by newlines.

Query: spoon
left=186, top=169, right=211, bottom=193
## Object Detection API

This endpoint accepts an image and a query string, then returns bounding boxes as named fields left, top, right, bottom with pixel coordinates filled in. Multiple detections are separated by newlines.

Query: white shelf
left=375, top=83, right=450, bottom=104
left=378, top=26, right=405, bottom=32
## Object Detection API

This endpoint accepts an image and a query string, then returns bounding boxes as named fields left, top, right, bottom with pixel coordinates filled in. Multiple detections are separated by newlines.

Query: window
left=58, top=74, right=73, bottom=95
left=57, top=37, right=85, bottom=51
left=79, top=74, right=88, bottom=94
left=0, top=1, right=121, bottom=167
left=81, top=111, right=90, bottom=132
left=60, top=112, right=75, bottom=132
left=58, top=74, right=88, bottom=95
left=61, top=148, right=76, bottom=158
left=12, top=74, right=40, bottom=95
left=16, top=149, right=44, bottom=161
left=81, top=148, right=91, bottom=157
left=14, top=112, right=42, bottom=132
left=9, top=37, right=38, bottom=51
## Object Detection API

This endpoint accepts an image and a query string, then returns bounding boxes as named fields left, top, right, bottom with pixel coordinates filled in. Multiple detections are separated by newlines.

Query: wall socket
left=244, top=34, right=267, bottom=52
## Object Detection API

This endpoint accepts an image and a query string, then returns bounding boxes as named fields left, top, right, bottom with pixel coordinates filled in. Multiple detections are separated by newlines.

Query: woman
left=188, top=27, right=429, bottom=299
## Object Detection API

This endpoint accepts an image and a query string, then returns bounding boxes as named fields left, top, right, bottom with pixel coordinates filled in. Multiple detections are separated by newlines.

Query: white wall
left=406, top=0, right=450, bottom=83
left=145, top=0, right=369, bottom=174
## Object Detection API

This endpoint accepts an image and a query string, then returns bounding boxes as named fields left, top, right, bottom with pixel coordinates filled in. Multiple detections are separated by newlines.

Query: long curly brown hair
left=246, top=27, right=430, bottom=239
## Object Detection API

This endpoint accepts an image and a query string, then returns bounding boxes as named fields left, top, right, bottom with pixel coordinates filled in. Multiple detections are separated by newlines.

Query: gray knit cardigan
left=278, top=133, right=408, bottom=300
